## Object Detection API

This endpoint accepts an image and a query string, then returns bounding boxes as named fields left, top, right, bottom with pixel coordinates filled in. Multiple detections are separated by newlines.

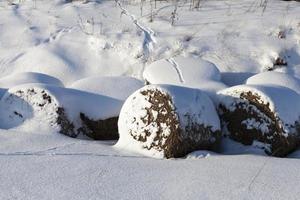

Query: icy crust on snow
left=0, top=72, right=64, bottom=98
left=116, top=84, right=220, bottom=158
left=69, top=76, right=144, bottom=101
left=0, top=84, right=122, bottom=132
left=246, top=71, right=300, bottom=94
left=218, top=84, right=300, bottom=135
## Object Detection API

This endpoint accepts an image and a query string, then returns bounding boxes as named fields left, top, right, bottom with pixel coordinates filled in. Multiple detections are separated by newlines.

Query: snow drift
left=116, top=84, right=221, bottom=158
left=218, top=84, right=300, bottom=157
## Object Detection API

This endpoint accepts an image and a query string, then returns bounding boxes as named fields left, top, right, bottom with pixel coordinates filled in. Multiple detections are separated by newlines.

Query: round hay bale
left=116, top=84, right=221, bottom=158
left=0, top=84, right=122, bottom=139
left=143, top=56, right=226, bottom=104
left=218, top=84, right=300, bottom=157
left=69, top=76, right=144, bottom=139
left=143, top=56, right=221, bottom=86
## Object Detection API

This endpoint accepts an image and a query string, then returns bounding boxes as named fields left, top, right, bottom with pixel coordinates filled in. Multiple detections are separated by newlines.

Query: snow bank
left=218, top=84, right=300, bottom=156
left=0, top=84, right=122, bottom=139
left=0, top=72, right=63, bottom=98
left=69, top=76, right=144, bottom=101
left=246, top=71, right=300, bottom=94
left=116, top=84, right=221, bottom=158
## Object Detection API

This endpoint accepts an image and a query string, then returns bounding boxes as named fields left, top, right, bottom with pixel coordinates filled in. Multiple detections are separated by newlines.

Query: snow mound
left=0, top=72, right=63, bottom=98
left=116, top=84, right=221, bottom=158
left=246, top=71, right=300, bottom=94
left=9, top=47, right=77, bottom=85
left=69, top=76, right=144, bottom=101
left=144, top=56, right=221, bottom=84
left=0, top=84, right=122, bottom=139
left=218, top=84, right=300, bottom=157
left=143, top=56, right=226, bottom=100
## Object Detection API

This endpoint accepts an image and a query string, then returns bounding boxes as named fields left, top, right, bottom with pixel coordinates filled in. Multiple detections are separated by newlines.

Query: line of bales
left=0, top=56, right=299, bottom=158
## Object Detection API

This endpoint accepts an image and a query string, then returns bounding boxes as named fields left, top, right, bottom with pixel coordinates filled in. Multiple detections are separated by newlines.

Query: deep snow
left=0, top=0, right=300, bottom=199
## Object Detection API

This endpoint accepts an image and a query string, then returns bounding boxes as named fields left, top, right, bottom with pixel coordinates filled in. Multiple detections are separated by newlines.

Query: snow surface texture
left=0, top=0, right=300, bottom=198
left=69, top=76, right=144, bottom=101
left=117, top=84, right=220, bottom=158
left=0, top=84, right=122, bottom=137
left=246, top=71, right=300, bottom=94
left=144, top=56, right=222, bottom=85
left=143, top=56, right=227, bottom=102
left=1, top=129, right=300, bottom=200
left=0, top=0, right=299, bottom=83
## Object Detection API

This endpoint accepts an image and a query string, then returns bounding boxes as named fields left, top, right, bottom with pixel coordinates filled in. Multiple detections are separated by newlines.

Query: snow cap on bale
left=218, top=84, right=300, bottom=157
left=69, top=76, right=144, bottom=139
left=246, top=71, right=300, bottom=94
left=0, top=84, right=122, bottom=139
left=143, top=56, right=226, bottom=102
left=69, top=76, right=144, bottom=101
left=143, top=56, right=221, bottom=84
left=116, top=84, right=221, bottom=159
left=0, top=72, right=64, bottom=98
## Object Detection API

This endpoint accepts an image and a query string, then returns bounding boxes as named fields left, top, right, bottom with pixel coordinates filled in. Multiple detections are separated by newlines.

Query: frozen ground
left=0, top=0, right=300, bottom=199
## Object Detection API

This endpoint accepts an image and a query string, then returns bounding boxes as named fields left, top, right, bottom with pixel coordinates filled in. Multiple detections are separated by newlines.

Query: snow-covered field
left=0, top=0, right=300, bottom=199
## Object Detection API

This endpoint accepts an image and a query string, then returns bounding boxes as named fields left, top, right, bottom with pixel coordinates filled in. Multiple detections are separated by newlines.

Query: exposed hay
left=128, top=88, right=221, bottom=158
left=56, top=107, right=77, bottom=138
left=219, top=91, right=300, bottom=157
left=80, top=113, right=119, bottom=140
left=2, top=87, right=119, bottom=140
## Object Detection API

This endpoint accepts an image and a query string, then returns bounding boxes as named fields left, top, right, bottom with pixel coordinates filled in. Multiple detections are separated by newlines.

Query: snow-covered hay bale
left=246, top=71, right=300, bottom=94
left=218, top=84, right=300, bottom=157
left=0, top=72, right=64, bottom=98
left=116, top=85, right=221, bottom=158
left=143, top=56, right=226, bottom=102
left=69, top=76, right=144, bottom=139
left=144, top=56, right=221, bottom=85
left=69, top=76, right=144, bottom=101
left=0, top=84, right=122, bottom=139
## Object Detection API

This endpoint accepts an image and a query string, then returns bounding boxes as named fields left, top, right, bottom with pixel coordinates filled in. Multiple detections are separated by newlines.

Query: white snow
left=144, top=56, right=222, bottom=84
left=246, top=71, right=300, bottom=94
left=0, top=0, right=300, bottom=198
left=0, top=72, right=63, bottom=88
left=143, top=55, right=227, bottom=100
left=1, top=129, right=300, bottom=199
left=69, top=76, right=144, bottom=101
left=0, top=72, right=64, bottom=98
